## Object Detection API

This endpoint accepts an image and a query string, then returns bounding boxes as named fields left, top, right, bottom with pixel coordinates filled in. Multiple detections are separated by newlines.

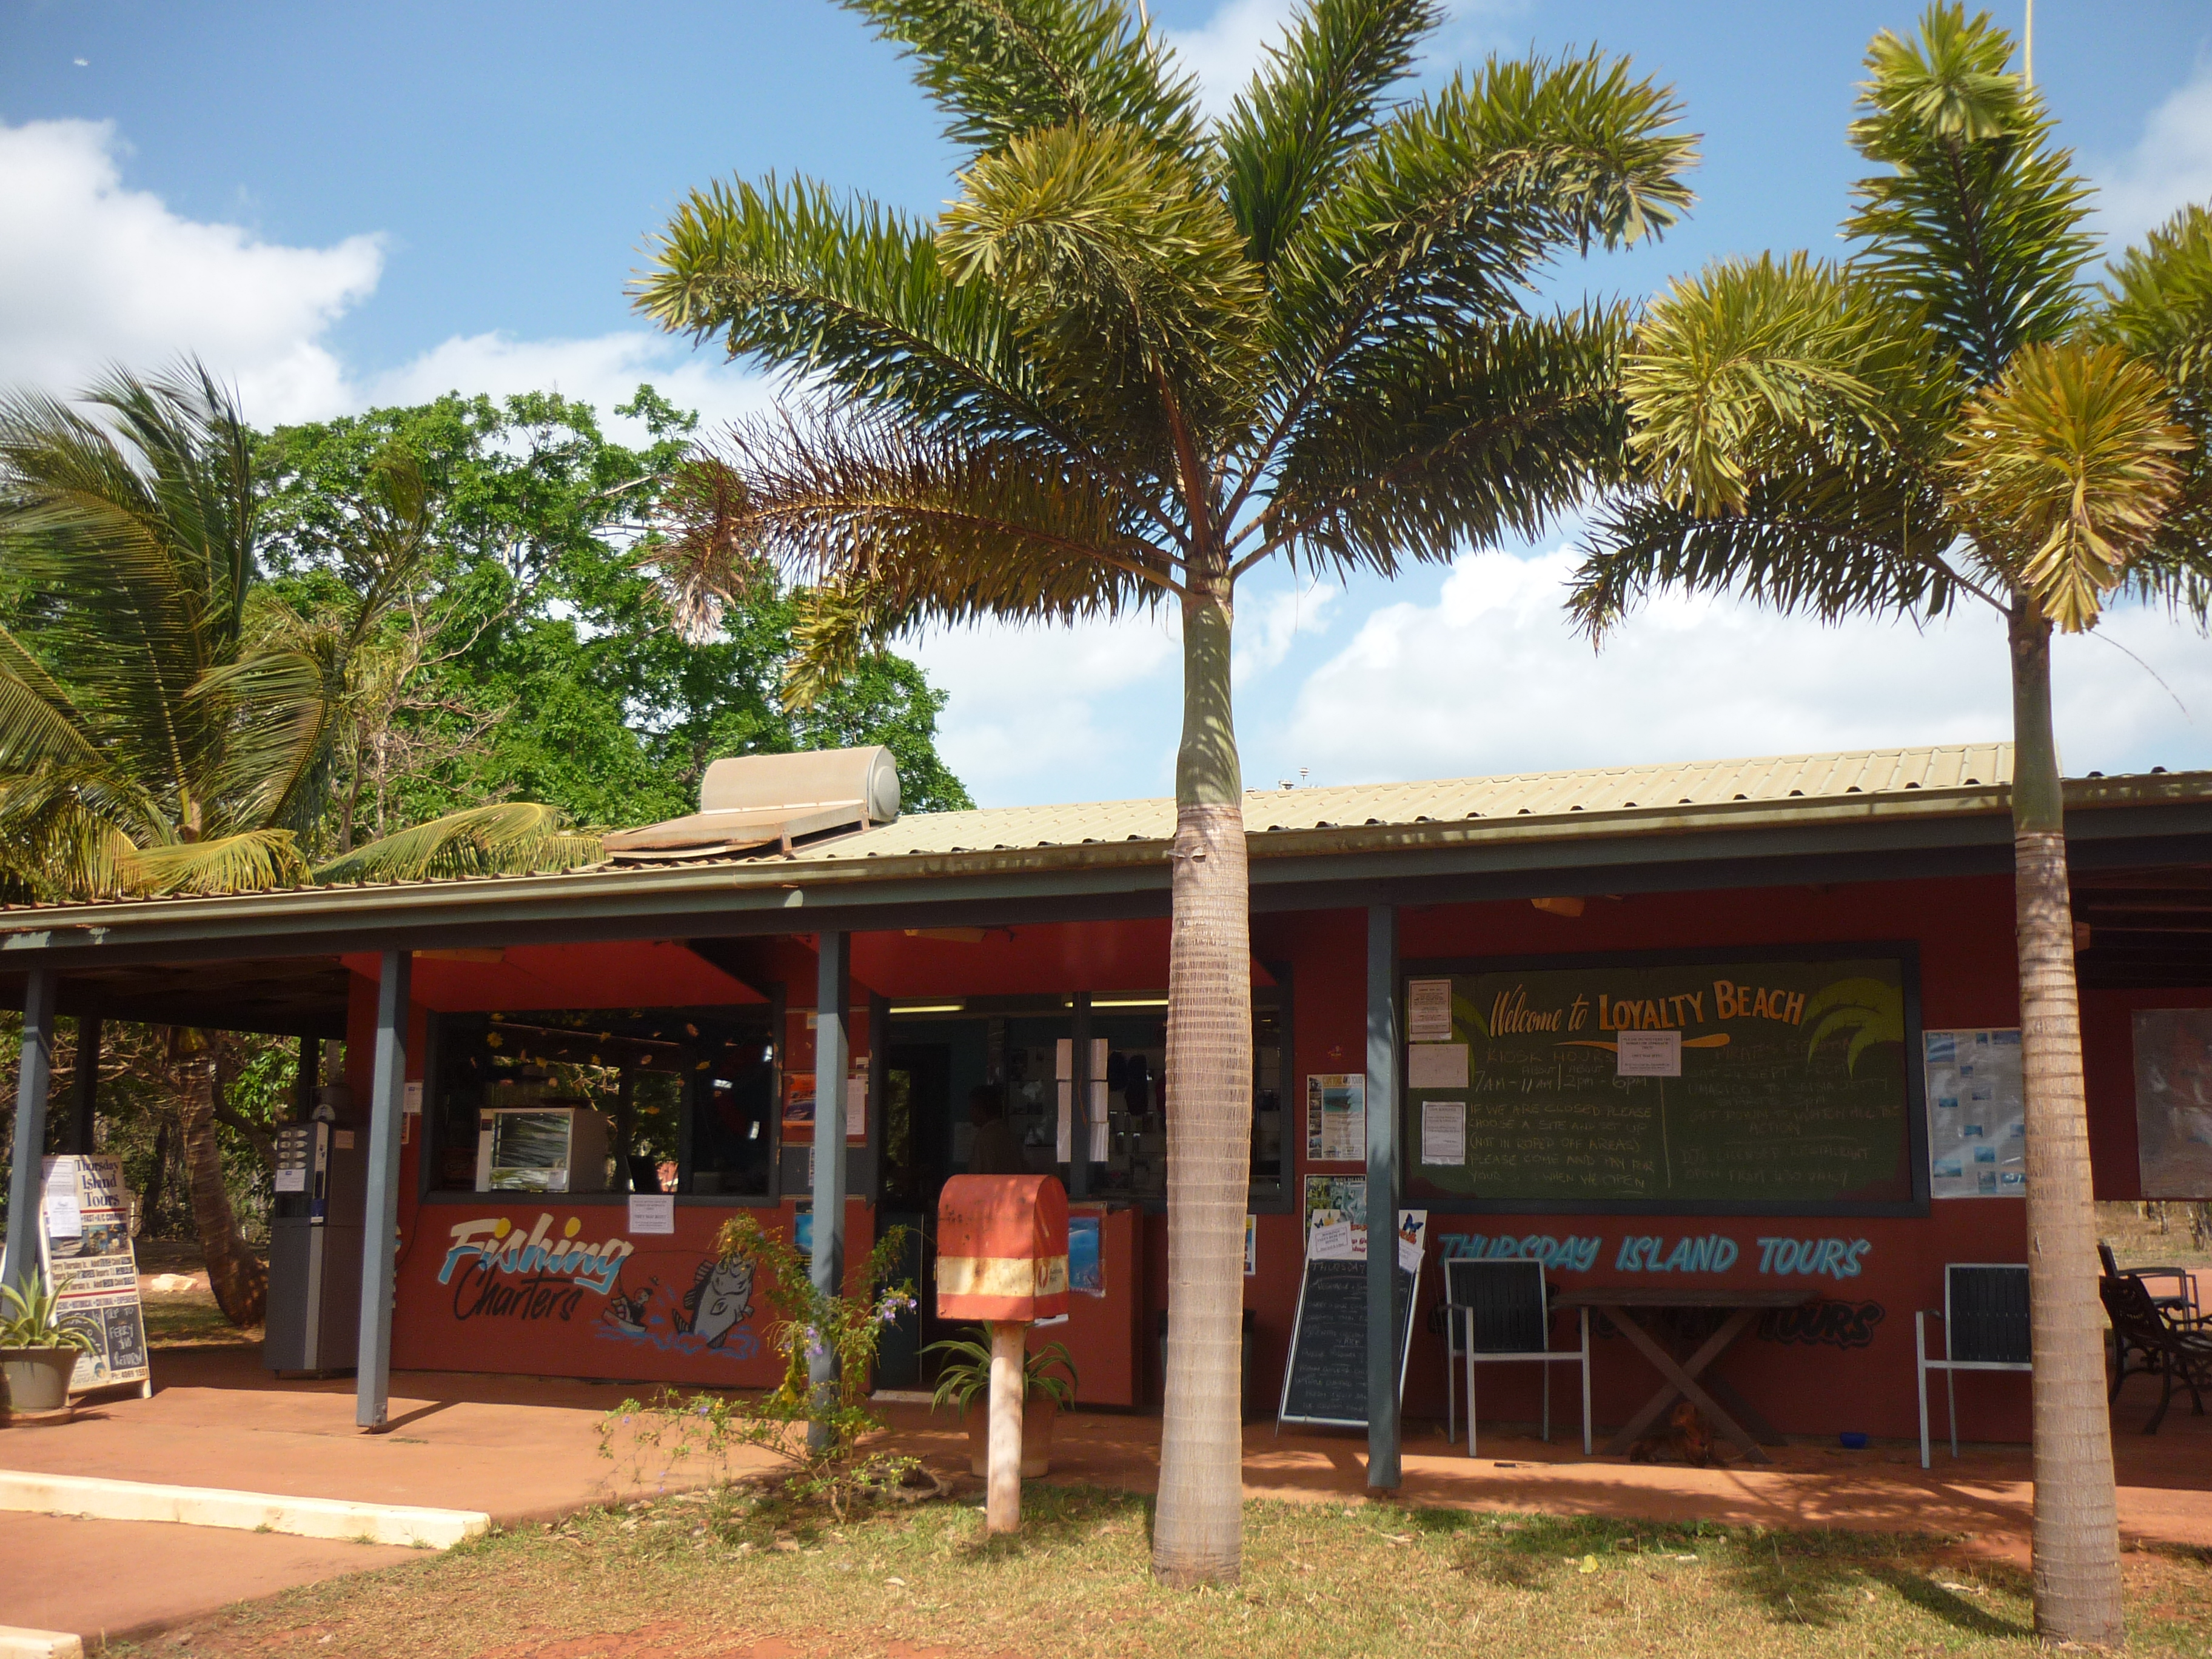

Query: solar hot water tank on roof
left=599, top=745, right=900, bottom=863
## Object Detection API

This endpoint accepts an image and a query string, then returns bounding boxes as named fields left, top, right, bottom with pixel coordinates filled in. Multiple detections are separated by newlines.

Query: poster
left=1243, top=1214, right=1257, bottom=1277
left=1305, top=1073, right=1365, bottom=1162
left=2131, top=1009, right=2212, bottom=1198
left=1407, top=978, right=1455, bottom=1042
left=1924, top=1028, right=2025, bottom=1199
left=1304, top=1175, right=1367, bottom=1258
left=1420, top=1099, right=1466, bottom=1165
left=1069, top=1213, right=1105, bottom=1295
left=36, top=1155, right=150, bottom=1395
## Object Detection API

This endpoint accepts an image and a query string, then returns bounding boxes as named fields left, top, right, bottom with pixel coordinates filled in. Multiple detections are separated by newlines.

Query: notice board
left=37, top=1155, right=150, bottom=1396
left=1403, top=948, right=1923, bottom=1215
left=1278, top=1211, right=1425, bottom=1429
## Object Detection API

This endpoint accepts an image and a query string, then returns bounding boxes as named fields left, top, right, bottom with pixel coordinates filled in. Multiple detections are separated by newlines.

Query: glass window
left=428, top=1005, right=777, bottom=1199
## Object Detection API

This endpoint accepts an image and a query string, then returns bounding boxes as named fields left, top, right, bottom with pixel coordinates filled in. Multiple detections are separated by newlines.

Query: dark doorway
left=876, top=1042, right=953, bottom=1389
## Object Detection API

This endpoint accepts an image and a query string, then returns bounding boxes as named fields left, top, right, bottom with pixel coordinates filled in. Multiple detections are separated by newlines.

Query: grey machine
left=264, top=1084, right=367, bottom=1375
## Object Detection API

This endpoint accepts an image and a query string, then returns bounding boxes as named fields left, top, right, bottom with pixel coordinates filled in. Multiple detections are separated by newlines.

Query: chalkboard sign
left=1278, top=1247, right=1422, bottom=1429
left=1403, top=948, right=1923, bottom=1216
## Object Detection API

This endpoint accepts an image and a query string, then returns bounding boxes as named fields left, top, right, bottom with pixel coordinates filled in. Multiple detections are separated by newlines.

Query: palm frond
left=1621, top=253, right=1957, bottom=513
left=1271, top=307, right=1634, bottom=575
left=312, top=802, right=602, bottom=885
left=1569, top=474, right=1961, bottom=643
left=839, top=0, right=1203, bottom=164
left=187, top=640, right=347, bottom=835
left=1216, top=0, right=1443, bottom=269
left=1845, top=3, right=2096, bottom=382
left=648, top=408, right=1168, bottom=640
left=118, top=827, right=310, bottom=897
left=781, top=578, right=922, bottom=711
left=0, top=624, right=100, bottom=773
left=1945, top=341, right=2189, bottom=631
left=1266, top=49, right=1695, bottom=418
left=939, top=121, right=1267, bottom=444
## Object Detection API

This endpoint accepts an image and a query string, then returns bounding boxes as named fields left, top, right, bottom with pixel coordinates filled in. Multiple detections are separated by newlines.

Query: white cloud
left=1232, top=576, right=1339, bottom=685
left=2096, top=62, right=2212, bottom=247
left=910, top=610, right=1183, bottom=805
left=0, top=118, right=383, bottom=424
left=1282, top=548, right=2212, bottom=784
left=1164, top=0, right=1510, bottom=119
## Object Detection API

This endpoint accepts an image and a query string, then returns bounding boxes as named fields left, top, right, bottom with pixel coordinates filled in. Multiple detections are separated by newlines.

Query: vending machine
left=264, top=1088, right=366, bottom=1375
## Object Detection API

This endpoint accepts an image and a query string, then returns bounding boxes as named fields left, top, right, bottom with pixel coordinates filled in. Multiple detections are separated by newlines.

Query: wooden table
left=1553, top=1287, right=1815, bottom=1464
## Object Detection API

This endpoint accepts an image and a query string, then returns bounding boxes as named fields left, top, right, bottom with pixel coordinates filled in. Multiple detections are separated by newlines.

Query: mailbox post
left=936, top=1174, right=1069, bottom=1534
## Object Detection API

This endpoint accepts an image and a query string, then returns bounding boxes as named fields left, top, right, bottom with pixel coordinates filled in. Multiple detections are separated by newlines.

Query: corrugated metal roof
left=786, top=744, right=2017, bottom=860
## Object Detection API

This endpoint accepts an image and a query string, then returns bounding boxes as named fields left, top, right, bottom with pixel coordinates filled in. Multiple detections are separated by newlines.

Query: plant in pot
left=925, top=1335, right=1078, bottom=1479
left=1, top=1280, right=94, bottom=1416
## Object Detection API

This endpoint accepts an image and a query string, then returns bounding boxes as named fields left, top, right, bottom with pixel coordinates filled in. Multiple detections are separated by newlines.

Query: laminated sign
left=37, top=1155, right=150, bottom=1396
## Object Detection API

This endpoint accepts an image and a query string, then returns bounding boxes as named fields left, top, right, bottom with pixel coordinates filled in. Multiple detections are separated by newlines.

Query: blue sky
left=7, top=1, right=2212, bottom=807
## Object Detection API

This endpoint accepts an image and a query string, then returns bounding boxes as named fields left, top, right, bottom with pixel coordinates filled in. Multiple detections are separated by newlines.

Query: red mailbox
left=936, top=1174, right=1070, bottom=1322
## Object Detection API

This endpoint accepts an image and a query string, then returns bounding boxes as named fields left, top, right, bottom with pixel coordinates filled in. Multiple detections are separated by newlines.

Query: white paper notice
left=403, top=1079, right=423, bottom=1114
left=1309, top=1218, right=1355, bottom=1259
left=1056, top=1079, right=1073, bottom=1162
left=1617, top=1030, right=1682, bottom=1077
left=1407, top=1043, right=1469, bottom=1088
left=1407, top=978, right=1456, bottom=1043
left=1398, top=1233, right=1424, bottom=1275
left=1420, top=1099, right=1467, bottom=1165
left=272, top=1167, right=307, bottom=1195
left=846, top=1076, right=868, bottom=1140
left=42, top=1191, right=83, bottom=1236
left=628, top=1193, right=676, bottom=1235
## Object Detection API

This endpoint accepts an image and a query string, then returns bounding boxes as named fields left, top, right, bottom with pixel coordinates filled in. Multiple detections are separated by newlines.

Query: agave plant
left=0, top=1281, right=95, bottom=1353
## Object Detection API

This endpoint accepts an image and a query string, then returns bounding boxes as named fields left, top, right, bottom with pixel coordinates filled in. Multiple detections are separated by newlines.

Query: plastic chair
left=1917, top=1263, right=2031, bottom=1468
left=1444, top=1258, right=1590, bottom=1457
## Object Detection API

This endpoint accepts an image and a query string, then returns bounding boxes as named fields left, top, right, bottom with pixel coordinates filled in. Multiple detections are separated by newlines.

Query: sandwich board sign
left=37, top=1155, right=151, bottom=1398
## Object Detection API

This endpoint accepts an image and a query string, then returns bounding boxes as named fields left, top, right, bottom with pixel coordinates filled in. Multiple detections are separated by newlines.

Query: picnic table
left=1553, top=1286, right=1815, bottom=1464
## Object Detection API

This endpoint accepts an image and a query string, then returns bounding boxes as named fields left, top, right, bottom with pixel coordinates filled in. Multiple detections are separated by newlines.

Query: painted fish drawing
left=682, top=1255, right=756, bottom=1349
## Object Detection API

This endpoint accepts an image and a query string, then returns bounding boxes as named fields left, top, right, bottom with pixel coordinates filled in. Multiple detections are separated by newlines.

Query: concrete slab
left=0, top=1470, right=489, bottom=1547
left=0, top=1512, right=413, bottom=1642
left=0, top=1626, right=82, bottom=1659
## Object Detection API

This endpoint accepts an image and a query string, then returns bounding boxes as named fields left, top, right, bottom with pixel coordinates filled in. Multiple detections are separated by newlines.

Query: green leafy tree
left=256, top=388, right=973, bottom=834
left=632, top=0, right=1692, bottom=1583
left=1564, top=8, right=2212, bottom=1641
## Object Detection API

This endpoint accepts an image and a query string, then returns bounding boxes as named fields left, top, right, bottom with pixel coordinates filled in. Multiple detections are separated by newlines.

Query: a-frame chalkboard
left=1276, top=1213, right=1424, bottom=1430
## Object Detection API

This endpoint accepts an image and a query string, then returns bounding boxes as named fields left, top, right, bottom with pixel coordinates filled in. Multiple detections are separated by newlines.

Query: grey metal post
left=4, top=970, right=56, bottom=1298
left=1366, top=904, right=1401, bottom=1489
left=809, top=930, right=851, bottom=1452
left=356, top=950, right=410, bottom=1430
left=1069, top=993, right=1091, bottom=1200
left=293, top=1034, right=320, bottom=1122
left=71, top=1014, right=102, bottom=1155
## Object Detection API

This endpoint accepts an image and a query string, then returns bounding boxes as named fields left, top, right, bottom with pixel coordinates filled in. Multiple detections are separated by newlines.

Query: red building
left=7, top=742, right=2207, bottom=1461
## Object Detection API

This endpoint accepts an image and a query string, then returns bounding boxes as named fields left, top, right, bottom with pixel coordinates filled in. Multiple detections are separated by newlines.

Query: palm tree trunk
left=2008, top=598, right=2123, bottom=1646
left=175, top=1030, right=266, bottom=1327
left=1151, top=574, right=1252, bottom=1588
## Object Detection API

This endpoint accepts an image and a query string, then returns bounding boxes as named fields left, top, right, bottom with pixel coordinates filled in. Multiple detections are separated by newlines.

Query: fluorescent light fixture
left=1091, top=996, right=1168, bottom=1008
left=891, top=1001, right=965, bottom=1014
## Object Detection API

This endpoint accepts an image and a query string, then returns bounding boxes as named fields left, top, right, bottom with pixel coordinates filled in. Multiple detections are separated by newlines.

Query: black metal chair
left=2100, top=1271, right=2212, bottom=1434
left=2099, top=1240, right=2200, bottom=1324
left=1916, top=1263, right=2031, bottom=1467
left=1443, top=1258, right=1590, bottom=1457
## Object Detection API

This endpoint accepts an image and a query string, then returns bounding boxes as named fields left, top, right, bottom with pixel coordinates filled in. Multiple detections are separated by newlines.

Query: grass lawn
left=112, top=1483, right=2212, bottom=1659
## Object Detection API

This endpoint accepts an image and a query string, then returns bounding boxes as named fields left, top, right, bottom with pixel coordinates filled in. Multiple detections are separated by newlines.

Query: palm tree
left=1564, top=8, right=2212, bottom=1642
left=1, top=361, right=598, bottom=1322
left=633, top=0, right=1694, bottom=1583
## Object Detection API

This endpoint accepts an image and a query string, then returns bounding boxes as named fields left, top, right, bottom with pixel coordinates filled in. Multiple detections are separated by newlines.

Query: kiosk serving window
left=427, top=1005, right=779, bottom=1201
left=1401, top=947, right=1926, bottom=1216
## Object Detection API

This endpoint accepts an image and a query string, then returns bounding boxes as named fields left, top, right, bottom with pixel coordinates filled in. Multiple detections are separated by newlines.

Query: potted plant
left=925, top=1335, right=1078, bottom=1478
left=1, top=1281, right=93, bottom=1415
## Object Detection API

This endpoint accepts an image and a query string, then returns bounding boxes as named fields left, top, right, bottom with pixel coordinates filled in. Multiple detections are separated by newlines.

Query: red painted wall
left=357, top=870, right=2174, bottom=1444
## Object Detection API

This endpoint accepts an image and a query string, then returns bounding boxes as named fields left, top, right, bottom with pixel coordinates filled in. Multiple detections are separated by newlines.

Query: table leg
left=1699, top=1373, right=1786, bottom=1447
left=1598, top=1305, right=1768, bottom=1463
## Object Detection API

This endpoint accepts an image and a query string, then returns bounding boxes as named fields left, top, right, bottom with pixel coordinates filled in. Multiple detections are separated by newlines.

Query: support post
left=1069, top=993, right=1091, bottom=1200
left=4, top=970, right=56, bottom=1298
left=987, top=1319, right=1026, bottom=1533
left=809, top=930, right=851, bottom=1452
left=1366, top=904, right=1400, bottom=1490
left=70, top=1014, right=102, bottom=1156
left=293, top=1034, right=320, bottom=1122
left=357, top=950, right=410, bottom=1430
